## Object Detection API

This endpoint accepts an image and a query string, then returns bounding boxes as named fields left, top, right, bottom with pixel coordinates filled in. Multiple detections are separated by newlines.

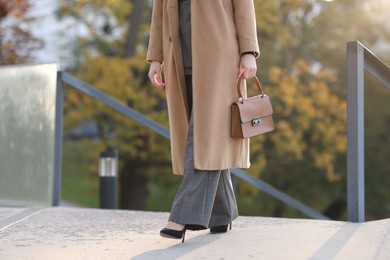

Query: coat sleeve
left=232, top=0, right=260, bottom=58
left=146, top=0, right=164, bottom=63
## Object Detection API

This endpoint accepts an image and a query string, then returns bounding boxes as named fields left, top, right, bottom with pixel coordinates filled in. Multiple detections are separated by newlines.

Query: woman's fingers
left=237, top=66, right=244, bottom=78
left=153, top=73, right=165, bottom=87
left=239, top=54, right=257, bottom=79
left=245, top=68, right=257, bottom=79
left=148, top=61, right=165, bottom=88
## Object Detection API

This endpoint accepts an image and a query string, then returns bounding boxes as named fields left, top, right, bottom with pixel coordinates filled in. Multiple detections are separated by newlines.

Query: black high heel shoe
left=210, top=222, right=232, bottom=234
left=160, top=227, right=187, bottom=243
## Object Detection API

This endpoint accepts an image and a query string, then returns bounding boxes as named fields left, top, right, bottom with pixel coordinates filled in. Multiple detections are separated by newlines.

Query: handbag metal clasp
left=252, top=117, right=262, bottom=126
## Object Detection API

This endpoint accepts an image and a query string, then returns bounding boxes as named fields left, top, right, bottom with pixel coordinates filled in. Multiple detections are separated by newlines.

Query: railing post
left=347, top=41, right=365, bottom=222
left=53, top=71, right=64, bottom=206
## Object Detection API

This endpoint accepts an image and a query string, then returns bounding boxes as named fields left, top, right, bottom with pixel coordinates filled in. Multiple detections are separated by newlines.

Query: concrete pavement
left=0, top=207, right=389, bottom=259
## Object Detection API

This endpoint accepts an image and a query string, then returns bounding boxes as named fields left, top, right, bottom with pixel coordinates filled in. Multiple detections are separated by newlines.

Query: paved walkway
left=0, top=207, right=389, bottom=259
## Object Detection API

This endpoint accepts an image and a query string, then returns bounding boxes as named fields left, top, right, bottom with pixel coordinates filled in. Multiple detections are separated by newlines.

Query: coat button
left=169, top=36, right=172, bottom=42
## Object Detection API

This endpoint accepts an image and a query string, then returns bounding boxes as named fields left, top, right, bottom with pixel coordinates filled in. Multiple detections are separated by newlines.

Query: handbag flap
left=235, top=94, right=273, bottom=124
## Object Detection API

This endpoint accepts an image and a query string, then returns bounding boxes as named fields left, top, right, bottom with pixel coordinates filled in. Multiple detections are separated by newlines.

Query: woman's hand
left=238, top=54, right=257, bottom=79
left=148, top=61, right=165, bottom=88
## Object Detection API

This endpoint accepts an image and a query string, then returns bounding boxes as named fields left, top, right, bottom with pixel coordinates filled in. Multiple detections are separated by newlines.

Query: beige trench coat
left=147, top=0, right=260, bottom=175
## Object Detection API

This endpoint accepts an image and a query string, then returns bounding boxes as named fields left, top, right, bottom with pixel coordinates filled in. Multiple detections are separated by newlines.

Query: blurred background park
left=1, top=0, right=389, bottom=221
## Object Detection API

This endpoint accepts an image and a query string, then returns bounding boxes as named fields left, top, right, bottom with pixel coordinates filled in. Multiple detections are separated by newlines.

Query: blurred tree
left=57, top=0, right=170, bottom=210
left=307, top=0, right=390, bottom=220
left=71, top=53, right=172, bottom=210
left=0, top=0, right=43, bottom=64
left=124, top=0, right=146, bottom=57
left=241, top=59, right=347, bottom=219
left=246, top=0, right=390, bottom=220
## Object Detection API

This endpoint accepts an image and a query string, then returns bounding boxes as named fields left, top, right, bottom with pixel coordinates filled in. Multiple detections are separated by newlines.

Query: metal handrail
left=55, top=71, right=329, bottom=220
left=347, top=41, right=390, bottom=222
left=363, top=45, right=390, bottom=88
left=60, top=72, right=170, bottom=139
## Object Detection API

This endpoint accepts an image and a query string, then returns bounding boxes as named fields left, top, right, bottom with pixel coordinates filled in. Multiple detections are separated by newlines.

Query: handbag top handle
left=236, top=75, right=264, bottom=101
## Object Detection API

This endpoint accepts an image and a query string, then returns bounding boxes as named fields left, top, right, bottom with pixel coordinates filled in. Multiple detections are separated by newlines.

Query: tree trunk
left=124, top=0, right=146, bottom=58
left=120, top=0, right=149, bottom=209
left=119, top=162, right=149, bottom=210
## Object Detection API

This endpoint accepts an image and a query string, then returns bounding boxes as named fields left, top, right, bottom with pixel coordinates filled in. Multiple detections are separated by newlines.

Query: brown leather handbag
left=231, top=76, right=274, bottom=138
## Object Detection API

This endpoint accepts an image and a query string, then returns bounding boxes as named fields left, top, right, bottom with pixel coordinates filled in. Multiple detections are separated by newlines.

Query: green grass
left=62, top=173, right=99, bottom=208
left=61, top=140, right=102, bottom=208
left=146, top=181, right=181, bottom=212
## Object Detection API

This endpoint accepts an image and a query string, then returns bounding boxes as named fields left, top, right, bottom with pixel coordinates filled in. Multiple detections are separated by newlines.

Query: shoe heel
left=160, top=226, right=186, bottom=242
left=181, top=229, right=187, bottom=243
left=229, top=222, right=232, bottom=230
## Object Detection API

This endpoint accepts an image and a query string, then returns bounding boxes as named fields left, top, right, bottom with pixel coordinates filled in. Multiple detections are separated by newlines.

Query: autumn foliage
left=0, top=0, right=43, bottom=64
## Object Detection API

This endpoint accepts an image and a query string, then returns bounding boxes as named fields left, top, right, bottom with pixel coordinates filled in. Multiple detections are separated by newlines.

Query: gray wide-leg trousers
left=168, top=77, right=239, bottom=228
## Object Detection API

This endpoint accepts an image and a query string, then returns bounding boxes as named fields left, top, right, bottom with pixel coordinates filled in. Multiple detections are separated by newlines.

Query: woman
left=147, top=0, right=259, bottom=242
